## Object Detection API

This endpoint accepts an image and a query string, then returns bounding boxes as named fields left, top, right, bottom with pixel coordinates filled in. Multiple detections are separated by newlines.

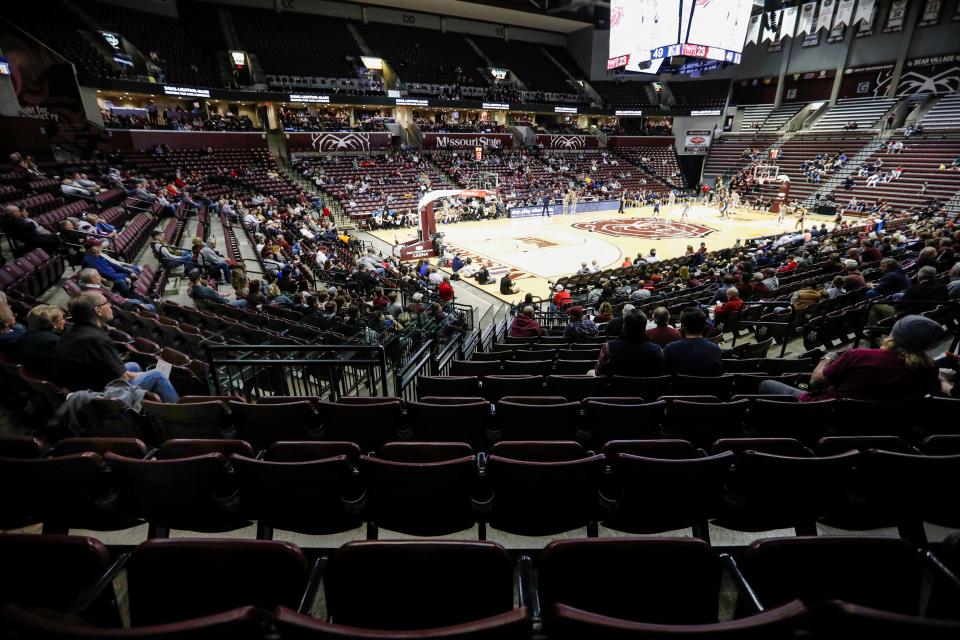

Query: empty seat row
left=3, top=435, right=959, bottom=543
left=0, top=248, right=65, bottom=298
left=2, top=533, right=958, bottom=638
left=439, top=369, right=813, bottom=401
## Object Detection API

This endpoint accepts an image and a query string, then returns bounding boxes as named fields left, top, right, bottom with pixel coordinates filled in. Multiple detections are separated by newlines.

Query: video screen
left=608, top=0, right=753, bottom=70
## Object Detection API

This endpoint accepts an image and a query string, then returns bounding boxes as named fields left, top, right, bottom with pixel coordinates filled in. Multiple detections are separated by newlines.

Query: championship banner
left=854, top=0, right=876, bottom=24
left=746, top=14, right=762, bottom=44
left=919, top=0, right=943, bottom=27
left=797, top=2, right=818, bottom=35
left=855, top=0, right=878, bottom=36
left=421, top=133, right=513, bottom=149
left=780, top=5, right=799, bottom=39
left=285, top=131, right=392, bottom=152
left=817, top=0, right=837, bottom=31
left=883, top=0, right=907, bottom=32
left=954, top=0, right=960, bottom=21
left=833, top=0, right=855, bottom=28
left=684, top=130, right=712, bottom=154
left=534, top=134, right=599, bottom=150
left=761, top=9, right=783, bottom=42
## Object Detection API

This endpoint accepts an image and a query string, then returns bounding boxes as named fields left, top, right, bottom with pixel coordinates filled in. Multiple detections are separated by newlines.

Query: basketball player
left=730, top=191, right=741, bottom=211
left=795, top=207, right=806, bottom=232
left=569, top=189, right=578, bottom=216
left=652, top=198, right=661, bottom=220
left=777, top=201, right=786, bottom=225
left=719, top=199, right=730, bottom=219
left=668, top=190, right=676, bottom=208
left=680, top=201, right=690, bottom=221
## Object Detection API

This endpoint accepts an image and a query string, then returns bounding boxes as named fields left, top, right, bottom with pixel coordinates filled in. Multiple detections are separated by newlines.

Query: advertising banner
left=421, top=133, right=513, bottom=149
left=509, top=199, right=620, bottom=218
left=684, top=130, right=713, bottom=154
left=534, top=134, right=599, bottom=150
left=285, top=131, right=392, bottom=152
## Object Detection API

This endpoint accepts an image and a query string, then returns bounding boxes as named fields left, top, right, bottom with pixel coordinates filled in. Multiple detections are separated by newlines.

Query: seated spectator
left=646, top=306, right=681, bottom=347
left=509, top=305, right=543, bottom=338
left=790, top=280, right=827, bottom=310
left=0, top=297, right=26, bottom=357
left=664, top=307, right=722, bottom=376
left=899, top=266, right=948, bottom=302
left=712, top=287, right=744, bottom=329
left=438, top=275, right=455, bottom=302
left=594, top=301, right=614, bottom=324
left=188, top=270, right=231, bottom=306
left=78, top=268, right=154, bottom=312
left=949, top=263, right=960, bottom=299
left=151, top=231, right=196, bottom=270
left=759, top=315, right=942, bottom=402
left=552, top=284, right=572, bottom=310
left=866, top=258, right=910, bottom=298
left=564, top=306, right=598, bottom=340
left=192, top=237, right=231, bottom=283
left=81, top=242, right=136, bottom=298
left=12, top=304, right=64, bottom=378
left=500, top=273, right=519, bottom=295
left=825, top=276, right=846, bottom=299
left=54, top=292, right=179, bottom=402
left=2, top=205, right=60, bottom=253
left=842, top=260, right=867, bottom=290
left=596, top=310, right=664, bottom=377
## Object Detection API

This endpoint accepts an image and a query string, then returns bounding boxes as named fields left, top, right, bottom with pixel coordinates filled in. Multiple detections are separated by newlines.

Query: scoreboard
left=609, top=0, right=754, bottom=71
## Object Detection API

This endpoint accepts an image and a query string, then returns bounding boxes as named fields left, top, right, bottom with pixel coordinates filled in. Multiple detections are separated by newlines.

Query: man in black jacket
left=2, top=205, right=61, bottom=252
left=54, top=292, right=179, bottom=401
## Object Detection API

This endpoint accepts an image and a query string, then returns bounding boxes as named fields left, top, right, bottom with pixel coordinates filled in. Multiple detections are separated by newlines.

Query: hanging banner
left=954, top=1, right=960, bottom=21
left=854, top=0, right=877, bottom=24
left=684, top=130, right=713, bottom=154
left=802, top=31, right=822, bottom=47
left=780, top=5, right=799, bottom=39
left=746, top=14, right=762, bottom=44
left=761, top=10, right=783, bottom=42
left=827, top=24, right=847, bottom=43
left=918, top=0, right=943, bottom=27
left=856, top=6, right=877, bottom=37
left=833, top=0, right=855, bottom=28
left=817, top=0, right=837, bottom=31
left=883, top=0, right=907, bottom=33
left=797, top=2, right=818, bottom=35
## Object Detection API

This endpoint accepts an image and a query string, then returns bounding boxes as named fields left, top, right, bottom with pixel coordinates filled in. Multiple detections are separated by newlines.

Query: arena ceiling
left=356, top=0, right=593, bottom=32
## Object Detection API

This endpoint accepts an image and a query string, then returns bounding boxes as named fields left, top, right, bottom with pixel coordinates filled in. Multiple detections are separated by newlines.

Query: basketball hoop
left=752, top=164, right=779, bottom=185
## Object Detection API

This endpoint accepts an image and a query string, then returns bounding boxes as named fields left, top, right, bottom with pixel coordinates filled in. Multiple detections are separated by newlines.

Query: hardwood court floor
left=373, top=203, right=809, bottom=304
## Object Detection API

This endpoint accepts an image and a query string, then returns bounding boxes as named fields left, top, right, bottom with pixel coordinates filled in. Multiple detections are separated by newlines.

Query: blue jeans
left=124, top=363, right=179, bottom=403
left=758, top=379, right=805, bottom=398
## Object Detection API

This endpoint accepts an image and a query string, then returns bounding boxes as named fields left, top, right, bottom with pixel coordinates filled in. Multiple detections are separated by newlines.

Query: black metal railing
left=730, top=301, right=798, bottom=358
left=206, top=343, right=388, bottom=401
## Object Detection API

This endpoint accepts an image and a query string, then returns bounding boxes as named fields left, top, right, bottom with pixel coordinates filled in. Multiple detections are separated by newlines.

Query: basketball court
left=371, top=202, right=810, bottom=303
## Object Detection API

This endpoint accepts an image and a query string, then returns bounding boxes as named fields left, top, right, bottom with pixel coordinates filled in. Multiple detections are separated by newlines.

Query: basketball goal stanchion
left=396, top=184, right=498, bottom=261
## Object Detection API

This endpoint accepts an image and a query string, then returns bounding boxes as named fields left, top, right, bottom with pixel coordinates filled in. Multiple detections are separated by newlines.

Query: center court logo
left=572, top=218, right=717, bottom=239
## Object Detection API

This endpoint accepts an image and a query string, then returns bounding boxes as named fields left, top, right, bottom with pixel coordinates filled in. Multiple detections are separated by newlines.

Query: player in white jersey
left=680, top=201, right=690, bottom=221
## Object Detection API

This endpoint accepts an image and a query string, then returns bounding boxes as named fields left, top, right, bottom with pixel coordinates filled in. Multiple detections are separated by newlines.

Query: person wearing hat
left=759, top=315, right=943, bottom=402
left=564, top=306, right=598, bottom=340
left=552, top=284, right=572, bottom=310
